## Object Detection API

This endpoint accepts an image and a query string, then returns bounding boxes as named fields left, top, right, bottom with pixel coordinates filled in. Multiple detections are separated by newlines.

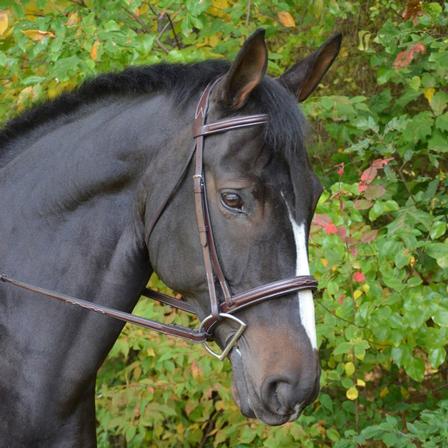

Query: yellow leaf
left=137, top=4, right=149, bottom=16
left=133, top=365, right=141, bottom=380
left=400, top=386, right=410, bottom=399
left=215, top=400, right=226, bottom=411
left=424, top=87, right=435, bottom=103
left=66, top=12, right=80, bottom=27
left=278, top=11, right=296, bottom=28
left=212, top=0, right=229, bottom=8
left=176, top=423, right=184, bottom=435
left=357, top=379, right=366, bottom=387
left=0, top=11, right=8, bottom=36
left=22, top=29, right=55, bottom=42
left=191, top=361, right=202, bottom=379
left=320, top=258, right=329, bottom=267
left=209, top=0, right=230, bottom=18
left=208, top=35, right=219, bottom=47
left=409, top=255, right=416, bottom=267
left=346, top=386, right=358, bottom=400
left=345, top=362, right=355, bottom=377
left=380, top=386, right=389, bottom=398
left=90, top=40, right=100, bottom=61
left=353, top=289, right=363, bottom=300
left=361, top=283, right=370, bottom=293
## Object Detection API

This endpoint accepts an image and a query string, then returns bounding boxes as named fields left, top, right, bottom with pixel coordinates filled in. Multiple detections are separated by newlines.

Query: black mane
left=0, top=59, right=306, bottom=163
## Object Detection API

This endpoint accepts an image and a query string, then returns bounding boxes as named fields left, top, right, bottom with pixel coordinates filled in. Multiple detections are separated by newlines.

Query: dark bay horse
left=0, top=30, right=340, bottom=446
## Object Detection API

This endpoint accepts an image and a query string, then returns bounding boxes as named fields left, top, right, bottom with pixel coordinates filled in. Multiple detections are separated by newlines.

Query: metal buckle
left=199, top=313, right=247, bottom=360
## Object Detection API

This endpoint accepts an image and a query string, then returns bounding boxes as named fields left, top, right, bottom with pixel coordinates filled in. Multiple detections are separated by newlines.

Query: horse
left=0, top=29, right=341, bottom=446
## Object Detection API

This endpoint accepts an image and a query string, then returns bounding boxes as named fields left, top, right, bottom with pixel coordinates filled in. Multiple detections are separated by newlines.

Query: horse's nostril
left=261, top=375, right=301, bottom=415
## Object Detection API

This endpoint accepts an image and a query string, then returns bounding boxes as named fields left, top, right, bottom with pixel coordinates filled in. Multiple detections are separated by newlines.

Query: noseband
left=0, top=79, right=318, bottom=360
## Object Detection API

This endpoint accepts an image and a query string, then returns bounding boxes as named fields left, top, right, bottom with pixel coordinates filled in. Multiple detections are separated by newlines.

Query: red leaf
left=354, top=199, right=372, bottom=210
left=337, top=226, right=347, bottom=241
left=353, top=272, right=366, bottom=283
left=358, top=181, right=368, bottom=193
left=371, top=157, right=393, bottom=169
left=402, top=0, right=423, bottom=22
left=312, top=214, right=332, bottom=228
left=359, top=158, right=393, bottom=194
left=324, top=222, right=338, bottom=235
left=360, top=229, right=378, bottom=243
left=393, top=43, right=426, bottom=69
left=364, top=184, right=386, bottom=200
left=313, top=214, right=345, bottom=237
left=336, top=162, right=345, bottom=177
left=360, top=166, right=378, bottom=184
left=337, top=294, right=346, bottom=305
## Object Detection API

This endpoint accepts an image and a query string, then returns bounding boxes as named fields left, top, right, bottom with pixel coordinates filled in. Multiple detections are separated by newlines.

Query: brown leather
left=194, top=114, right=270, bottom=138
left=141, top=287, right=196, bottom=314
left=220, top=276, right=317, bottom=313
left=0, top=274, right=207, bottom=342
left=0, top=78, right=319, bottom=347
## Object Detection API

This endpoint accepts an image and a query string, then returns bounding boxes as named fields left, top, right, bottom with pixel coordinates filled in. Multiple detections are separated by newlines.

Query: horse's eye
left=221, top=191, right=244, bottom=211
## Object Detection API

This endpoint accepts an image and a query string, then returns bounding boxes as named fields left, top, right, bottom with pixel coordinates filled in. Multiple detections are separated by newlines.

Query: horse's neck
left=0, top=93, right=192, bottom=403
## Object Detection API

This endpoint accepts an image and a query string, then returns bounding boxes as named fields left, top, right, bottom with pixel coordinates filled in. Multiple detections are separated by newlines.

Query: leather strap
left=194, top=114, right=270, bottom=138
left=191, top=81, right=270, bottom=316
left=0, top=274, right=207, bottom=342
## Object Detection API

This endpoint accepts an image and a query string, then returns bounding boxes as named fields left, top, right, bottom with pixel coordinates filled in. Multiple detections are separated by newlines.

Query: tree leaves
left=277, top=11, right=295, bottom=28
left=0, top=10, right=8, bottom=35
left=22, top=29, right=55, bottom=41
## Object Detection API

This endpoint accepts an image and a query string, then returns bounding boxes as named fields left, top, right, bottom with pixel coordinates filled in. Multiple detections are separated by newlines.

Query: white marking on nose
left=290, top=219, right=317, bottom=349
left=284, top=205, right=317, bottom=350
left=289, top=402, right=303, bottom=421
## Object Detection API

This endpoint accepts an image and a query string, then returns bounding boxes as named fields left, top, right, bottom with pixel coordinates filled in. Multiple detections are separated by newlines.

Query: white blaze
left=289, top=217, right=317, bottom=349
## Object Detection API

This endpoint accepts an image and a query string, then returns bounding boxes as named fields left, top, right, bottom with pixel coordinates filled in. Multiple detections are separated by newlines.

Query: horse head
left=145, top=30, right=341, bottom=425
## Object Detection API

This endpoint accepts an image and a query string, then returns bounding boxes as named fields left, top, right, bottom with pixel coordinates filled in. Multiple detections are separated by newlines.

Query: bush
left=1, top=1, right=447, bottom=446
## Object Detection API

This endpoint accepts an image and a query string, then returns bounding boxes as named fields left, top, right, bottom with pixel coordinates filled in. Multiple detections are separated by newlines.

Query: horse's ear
left=278, top=33, right=342, bottom=102
left=220, top=28, right=268, bottom=110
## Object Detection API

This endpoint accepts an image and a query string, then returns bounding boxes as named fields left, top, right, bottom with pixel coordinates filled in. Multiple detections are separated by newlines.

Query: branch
left=166, top=13, right=181, bottom=49
left=122, top=6, right=170, bottom=54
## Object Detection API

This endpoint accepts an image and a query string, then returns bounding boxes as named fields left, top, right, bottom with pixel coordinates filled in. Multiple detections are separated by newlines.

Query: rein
left=0, top=78, right=318, bottom=360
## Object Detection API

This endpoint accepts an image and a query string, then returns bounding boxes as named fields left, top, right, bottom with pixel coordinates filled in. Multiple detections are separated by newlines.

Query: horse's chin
left=229, top=350, right=302, bottom=426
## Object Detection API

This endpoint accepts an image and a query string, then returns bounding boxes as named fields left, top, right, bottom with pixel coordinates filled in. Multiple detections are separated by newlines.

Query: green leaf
left=327, top=428, right=340, bottom=442
left=369, top=200, right=399, bottom=221
left=432, top=307, right=448, bottom=327
left=333, top=342, right=352, bottom=356
left=428, top=131, right=448, bottom=153
left=425, top=242, right=448, bottom=268
left=391, top=346, right=411, bottom=368
left=319, top=393, right=333, bottom=412
left=429, top=348, right=446, bottom=368
left=354, top=340, right=370, bottom=360
left=394, top=251, right=409, bottom=269
left=404, top=112, right=433, bottom=144
left=407, top=276, right=423, bottom=287
left=435, top=113, right=448, bottom=132
left=403, top=356, right=425, bottom=382
left=430, top=92, right=448, bottom=116
left=430, top=221, right=446, bottom=239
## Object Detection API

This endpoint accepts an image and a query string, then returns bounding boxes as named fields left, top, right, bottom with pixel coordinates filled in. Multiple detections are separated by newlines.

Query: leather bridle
left=0, top=78, right=318, bottom=360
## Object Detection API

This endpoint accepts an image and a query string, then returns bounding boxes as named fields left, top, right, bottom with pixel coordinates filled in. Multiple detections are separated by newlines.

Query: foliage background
left=1, top=0, right=447, bottom=446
